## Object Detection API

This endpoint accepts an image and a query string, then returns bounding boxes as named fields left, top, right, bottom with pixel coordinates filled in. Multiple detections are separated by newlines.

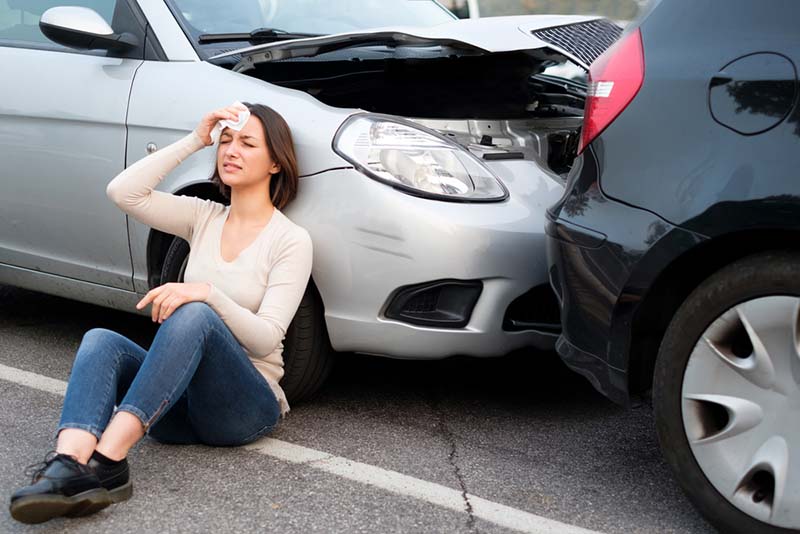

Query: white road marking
left=0, top=363, right=603, bottom=534
left=0, top=363, right=67, bottom=396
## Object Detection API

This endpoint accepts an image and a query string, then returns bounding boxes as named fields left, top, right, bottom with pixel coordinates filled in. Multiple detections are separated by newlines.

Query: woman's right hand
left=194, top=103, right=249, bottom=146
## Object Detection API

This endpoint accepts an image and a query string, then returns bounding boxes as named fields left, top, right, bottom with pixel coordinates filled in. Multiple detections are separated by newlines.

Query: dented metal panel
left=209, top=15, right=618, bottom=71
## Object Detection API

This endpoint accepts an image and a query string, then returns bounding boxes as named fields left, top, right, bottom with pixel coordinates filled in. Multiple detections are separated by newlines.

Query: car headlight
left=333, top=114, right=508, bottom=202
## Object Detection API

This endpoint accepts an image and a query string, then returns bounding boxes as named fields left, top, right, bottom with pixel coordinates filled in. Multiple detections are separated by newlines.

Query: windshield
left=166, top=0, right=457, bottom=39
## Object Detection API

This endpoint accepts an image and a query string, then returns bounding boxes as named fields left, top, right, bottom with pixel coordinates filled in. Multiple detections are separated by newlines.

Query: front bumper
left=286, top=159, right=565, bottom=359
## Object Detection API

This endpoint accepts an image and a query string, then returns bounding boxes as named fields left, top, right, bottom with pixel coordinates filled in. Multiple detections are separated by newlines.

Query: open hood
left=209, top=15, right=622, bottom=72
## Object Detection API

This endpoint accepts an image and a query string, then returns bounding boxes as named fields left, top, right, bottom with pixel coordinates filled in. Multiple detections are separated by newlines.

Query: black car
left=546, top=1, right=800, bottom=532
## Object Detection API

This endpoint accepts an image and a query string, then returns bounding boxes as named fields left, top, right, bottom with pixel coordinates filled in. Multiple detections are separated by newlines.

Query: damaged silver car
left=0, top=0, right=620, bottom=400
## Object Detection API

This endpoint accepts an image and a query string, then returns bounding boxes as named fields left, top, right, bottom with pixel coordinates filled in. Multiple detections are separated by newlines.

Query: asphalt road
left=0, top=285, right=714, bottom=533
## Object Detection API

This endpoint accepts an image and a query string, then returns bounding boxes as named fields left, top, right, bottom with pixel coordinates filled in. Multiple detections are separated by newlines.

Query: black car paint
left=546, top=0, right=800, bottom=404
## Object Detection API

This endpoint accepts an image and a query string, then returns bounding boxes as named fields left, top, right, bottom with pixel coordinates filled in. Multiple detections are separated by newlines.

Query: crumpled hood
left=209, top=15, right=621, bottom=72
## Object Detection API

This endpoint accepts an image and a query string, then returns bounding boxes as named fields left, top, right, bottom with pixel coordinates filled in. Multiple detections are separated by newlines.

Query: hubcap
left=682, top=296, right=800, bottom=529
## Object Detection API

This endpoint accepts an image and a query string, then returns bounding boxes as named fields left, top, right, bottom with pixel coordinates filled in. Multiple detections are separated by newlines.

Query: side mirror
left=39, top=6, right=138, bottom=52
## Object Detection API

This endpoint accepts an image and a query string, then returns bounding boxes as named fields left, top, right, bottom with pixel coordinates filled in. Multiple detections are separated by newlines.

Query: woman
left=9, top=103, right=313, bottom=524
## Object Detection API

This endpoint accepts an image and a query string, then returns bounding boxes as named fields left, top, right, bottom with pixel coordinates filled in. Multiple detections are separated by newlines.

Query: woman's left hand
left=136, top=282, right=211, bottom=323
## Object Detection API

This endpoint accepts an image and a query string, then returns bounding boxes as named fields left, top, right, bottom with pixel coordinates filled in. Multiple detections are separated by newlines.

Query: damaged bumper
left=286, top=158, right=565, bottom=359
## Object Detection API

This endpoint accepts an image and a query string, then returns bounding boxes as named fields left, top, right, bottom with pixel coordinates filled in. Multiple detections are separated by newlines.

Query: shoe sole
left=108, top=481, right=133, bottom=504
left=9, top=488, right=112, bottom=524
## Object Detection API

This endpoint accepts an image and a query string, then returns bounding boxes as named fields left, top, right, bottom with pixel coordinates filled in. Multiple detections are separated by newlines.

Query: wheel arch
left=626, top=228, right=800, bottom=396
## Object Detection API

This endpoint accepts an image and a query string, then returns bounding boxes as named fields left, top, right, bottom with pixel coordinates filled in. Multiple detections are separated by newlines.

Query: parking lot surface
left=0, top=286, right=713, bottom=533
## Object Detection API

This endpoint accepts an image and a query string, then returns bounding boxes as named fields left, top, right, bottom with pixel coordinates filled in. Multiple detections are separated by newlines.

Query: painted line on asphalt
left=0, top=363, right=67, bottom=396
left=245, top=438, right=602, bottom=534
left=0, top=363, right=603, bottom=534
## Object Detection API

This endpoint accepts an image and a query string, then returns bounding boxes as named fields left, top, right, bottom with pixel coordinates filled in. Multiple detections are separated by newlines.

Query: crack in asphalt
left=428, top=391, right=478, bottom=534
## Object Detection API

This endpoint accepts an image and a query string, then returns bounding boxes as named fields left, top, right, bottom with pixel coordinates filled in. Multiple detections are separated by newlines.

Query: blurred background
left=439, top=0, right=646, bottom=20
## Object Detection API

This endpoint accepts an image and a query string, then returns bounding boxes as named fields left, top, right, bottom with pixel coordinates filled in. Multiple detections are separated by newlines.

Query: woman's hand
left=194, top=103, right=249, bottom=146
left=136, top=282, right=212, bottom=323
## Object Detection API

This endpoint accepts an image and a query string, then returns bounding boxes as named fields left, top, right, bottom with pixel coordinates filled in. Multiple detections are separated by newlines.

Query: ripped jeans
left=57, top=302, right=280, bottom=446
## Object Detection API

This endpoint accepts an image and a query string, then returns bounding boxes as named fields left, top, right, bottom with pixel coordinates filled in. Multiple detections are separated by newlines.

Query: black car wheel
left=654, top=251, right=800, bottom=534
left=160, top=236, right=333, bottom=403
left=279, top=282, right=334, bottom=403
left=161, top=237, right=190, bottom=285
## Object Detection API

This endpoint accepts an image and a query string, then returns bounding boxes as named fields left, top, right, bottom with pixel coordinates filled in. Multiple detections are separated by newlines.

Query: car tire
left=161, top=237, right=190, bottom=285
left=160, top=236, right=334, bottom=403
left=280, top=281, right=334, bottom=403
left=653, top=251, right=800, bottom=534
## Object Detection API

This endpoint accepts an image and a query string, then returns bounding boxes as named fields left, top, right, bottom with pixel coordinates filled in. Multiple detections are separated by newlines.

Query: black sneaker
left=9, top=453, right=112, bottom=524
left=88, top=455, right=133, bottom=503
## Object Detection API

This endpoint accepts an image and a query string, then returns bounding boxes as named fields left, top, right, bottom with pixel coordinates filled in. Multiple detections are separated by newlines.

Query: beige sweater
left=106, top=131, right=313, bottom=415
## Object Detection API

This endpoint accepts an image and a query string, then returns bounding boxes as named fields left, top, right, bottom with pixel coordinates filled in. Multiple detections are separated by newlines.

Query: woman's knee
left=81, top=327, right=119, bottom=346
left=75, top=328, right=142, bottom=371
left=76, top=328, right=123, bottom=363
left=165, top=302, right=217, bottom=329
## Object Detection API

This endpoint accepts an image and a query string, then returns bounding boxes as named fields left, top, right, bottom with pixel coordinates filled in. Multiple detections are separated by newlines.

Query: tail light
left=578, top=28, right=645, bottom=153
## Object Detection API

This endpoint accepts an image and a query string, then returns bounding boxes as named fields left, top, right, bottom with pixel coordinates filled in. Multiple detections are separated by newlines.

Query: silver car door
left=0, top=1, right=144, bottom=290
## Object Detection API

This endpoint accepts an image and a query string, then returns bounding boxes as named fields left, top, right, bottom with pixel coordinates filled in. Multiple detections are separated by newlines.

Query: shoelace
left=23, top=451, right=80, bottom=483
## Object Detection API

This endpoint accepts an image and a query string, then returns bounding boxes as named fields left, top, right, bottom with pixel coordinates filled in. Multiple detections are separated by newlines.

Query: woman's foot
left=9, top=453, right=112, bottom=524
left=88, top=451, right=133, bottom=503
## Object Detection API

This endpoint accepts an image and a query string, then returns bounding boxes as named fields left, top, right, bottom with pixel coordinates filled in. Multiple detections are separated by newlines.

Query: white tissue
left=210, top=102, right=251, bottom=144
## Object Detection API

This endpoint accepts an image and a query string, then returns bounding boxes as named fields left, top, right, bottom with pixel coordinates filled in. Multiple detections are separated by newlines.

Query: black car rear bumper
left=545, top=150, right=703, bottom=405
left=555, top=334, right=629, bottom=405
left=546, top=212, right=632, bottom=405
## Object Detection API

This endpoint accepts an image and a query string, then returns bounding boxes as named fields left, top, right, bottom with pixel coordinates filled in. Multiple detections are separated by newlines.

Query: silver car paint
left=124, top=56, right=564, bottom=356
left=124, top=60, right=356, bottom=295
left=212, top=14, right=603, bottom=69
left=138, top=0, right=197, bottom=61
left=40, top=7, right=114, bottom=35
left=0, top=2, right=567, bottom=359
left=0, top=46, right=139, bottom=290
left=289, top=162, right=564, bottom=356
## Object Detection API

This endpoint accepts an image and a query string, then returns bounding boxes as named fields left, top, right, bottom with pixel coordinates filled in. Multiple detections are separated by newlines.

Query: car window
left=0, top=0, right=116, bottom=50
left=167, top=0, right=456, bottom=38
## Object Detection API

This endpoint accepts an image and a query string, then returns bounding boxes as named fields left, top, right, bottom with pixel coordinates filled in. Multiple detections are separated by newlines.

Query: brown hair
left=210, top=103, right=299, bottom=210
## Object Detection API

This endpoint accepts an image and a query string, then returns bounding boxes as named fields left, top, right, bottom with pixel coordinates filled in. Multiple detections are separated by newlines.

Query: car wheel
left=654, top=251, right=800, bottom=534
left=160, top=236, right=334, bottom=403
left=160, top=237, right=190, bottom=285
left=280, top=282, right=334, bottom=403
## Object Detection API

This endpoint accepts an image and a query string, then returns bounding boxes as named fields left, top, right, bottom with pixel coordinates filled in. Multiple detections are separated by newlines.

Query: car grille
left=532, top=20, right=622, bottom=67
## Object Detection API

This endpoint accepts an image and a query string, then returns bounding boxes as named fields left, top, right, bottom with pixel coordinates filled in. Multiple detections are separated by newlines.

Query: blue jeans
left=57, top=302, right=280, bottom=446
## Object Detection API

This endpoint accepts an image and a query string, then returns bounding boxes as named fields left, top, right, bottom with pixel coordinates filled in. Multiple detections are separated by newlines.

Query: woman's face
left=216, top=115, right=280, bottom=191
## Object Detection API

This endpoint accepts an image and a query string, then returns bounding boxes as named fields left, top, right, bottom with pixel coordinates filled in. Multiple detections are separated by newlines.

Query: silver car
left=0, top=1, right=620, bottom=400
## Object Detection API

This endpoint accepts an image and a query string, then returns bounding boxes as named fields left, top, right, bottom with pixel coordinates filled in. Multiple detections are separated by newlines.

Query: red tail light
left=578, top=28, right=645, bottom=153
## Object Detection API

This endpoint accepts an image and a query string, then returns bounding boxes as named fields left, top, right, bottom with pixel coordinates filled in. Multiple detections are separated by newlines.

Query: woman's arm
left=106, top=131, right=207, bottom=241
left=106, top=104, right=246, bottom=240
left=204, top=229, right=314, bottom=358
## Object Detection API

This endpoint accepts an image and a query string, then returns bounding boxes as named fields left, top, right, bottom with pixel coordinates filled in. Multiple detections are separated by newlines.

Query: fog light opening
left=384, top=280, right=482, bottom=328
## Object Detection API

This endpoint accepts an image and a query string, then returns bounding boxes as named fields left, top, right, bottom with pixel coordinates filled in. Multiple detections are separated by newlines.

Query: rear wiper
left=199, top=28, right=320, bottom=44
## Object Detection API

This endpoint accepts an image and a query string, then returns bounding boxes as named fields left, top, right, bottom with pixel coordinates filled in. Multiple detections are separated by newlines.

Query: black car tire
left=653, top=251, right=800, bottom=534
left=160, top=235, right=333, bottom=403
left=161, top=237, right=190, bottom=285
left=279, top=281, right=334, bottom=403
